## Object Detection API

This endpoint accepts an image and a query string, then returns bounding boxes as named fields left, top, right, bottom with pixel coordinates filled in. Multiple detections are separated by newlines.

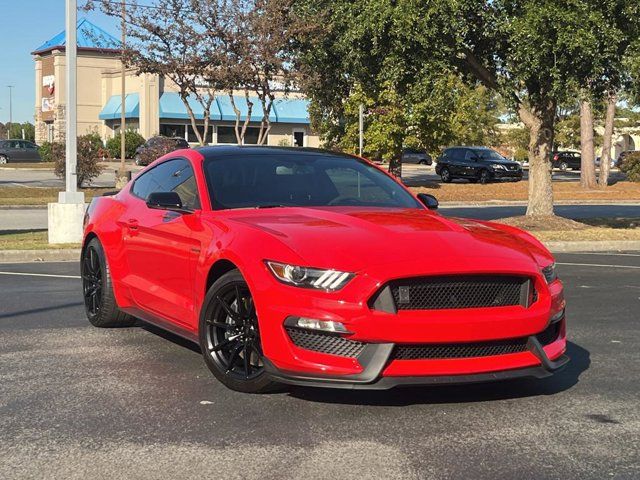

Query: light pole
left=116, top=0, right=128, bottom=188
left=7, top=85, right=13, bottom=139
left=48, top=0, right=85, bottom=244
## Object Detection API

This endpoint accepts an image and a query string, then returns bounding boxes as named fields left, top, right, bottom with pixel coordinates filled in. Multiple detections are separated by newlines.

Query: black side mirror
left=146, top=192, right=192, bottom=214
left=417, top=193, right=439, bottom=210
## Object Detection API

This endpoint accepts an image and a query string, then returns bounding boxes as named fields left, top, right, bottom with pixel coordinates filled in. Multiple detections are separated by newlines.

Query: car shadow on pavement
left=286, top=341, right=590, bottom=406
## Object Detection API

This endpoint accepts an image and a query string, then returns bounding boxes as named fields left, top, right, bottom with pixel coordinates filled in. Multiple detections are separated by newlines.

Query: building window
left=160, top=124, right=186, bottom=139
left=188, top=124, right=213, bottom=144
left=216, top=126, right=263, bottom=145
left=292, top=129, right=306, bottom=147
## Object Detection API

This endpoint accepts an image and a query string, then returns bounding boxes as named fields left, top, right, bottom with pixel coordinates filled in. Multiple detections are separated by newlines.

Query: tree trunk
left=580, top=97, right=597, bottom=189
left=519, top=102, right=555, bottom=216
left=598, top=93, right=616, bottom=187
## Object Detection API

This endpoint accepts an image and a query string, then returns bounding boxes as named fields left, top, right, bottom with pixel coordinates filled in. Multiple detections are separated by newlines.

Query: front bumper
left=263, top=324, right=568, bottom=390
left=251, top=260, right=568, bottom=389
left=492, top=169, right=523, bottom=180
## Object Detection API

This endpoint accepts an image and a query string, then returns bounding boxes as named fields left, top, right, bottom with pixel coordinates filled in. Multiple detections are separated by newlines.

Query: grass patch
left=0, top=230, right=79, bottom=250
left=0, top=187, right=113, bottom=206
left=1, top=162, right=55, bottom=169
left=410, top=180, right=640, bottom=202
left=494, top=215, right=640, bottom=242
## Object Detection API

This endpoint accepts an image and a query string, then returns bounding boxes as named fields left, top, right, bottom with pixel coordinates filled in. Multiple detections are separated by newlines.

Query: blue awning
left=159, top=92, right=222, bottom=120
left=272, top=98, right=311, bottom=124
left=215, top=95, right=277, bottom=122
left=157, top=92, right=311, bottom=124
left=99, top=93, right=140, bottom=120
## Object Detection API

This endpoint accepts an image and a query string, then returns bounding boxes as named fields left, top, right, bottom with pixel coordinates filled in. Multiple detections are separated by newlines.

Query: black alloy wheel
left=82, top=245, right=103, bottom=317
left=479, top=169, right=490, bottom=184
left=200, top=270, right=276, bottom=392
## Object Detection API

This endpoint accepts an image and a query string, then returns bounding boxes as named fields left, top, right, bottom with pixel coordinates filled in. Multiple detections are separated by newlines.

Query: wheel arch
left=205, top=258, right=241, bottom=297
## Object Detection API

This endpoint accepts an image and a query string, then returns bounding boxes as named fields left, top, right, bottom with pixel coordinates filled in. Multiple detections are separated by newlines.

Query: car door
left=463, top=149, right=480, bottom=177
left=447, top=148, right=464, bottom=175
left=8, top=140, right=25, bottom=161
left=120, top=158, right=202, bottom=326
left=571, top=153, right=581, bottom=169
left=21, top=141, right=41, bottom=162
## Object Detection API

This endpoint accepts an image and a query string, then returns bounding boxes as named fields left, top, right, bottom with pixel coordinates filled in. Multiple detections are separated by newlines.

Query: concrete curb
left=1, top=241, right=639, bottom=263
left=0, top=249, right=80, bottom=263
left=544, top=240, right=640, bottom=253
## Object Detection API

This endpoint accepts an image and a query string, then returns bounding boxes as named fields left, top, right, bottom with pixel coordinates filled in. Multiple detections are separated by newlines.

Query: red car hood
left=224, top=207, right=542, bottom=274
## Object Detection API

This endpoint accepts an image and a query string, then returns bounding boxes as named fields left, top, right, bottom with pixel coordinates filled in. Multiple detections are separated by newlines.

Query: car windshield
left=474, top=149, right=505, bottom=161
left=203, top=152, right=421, bottom=210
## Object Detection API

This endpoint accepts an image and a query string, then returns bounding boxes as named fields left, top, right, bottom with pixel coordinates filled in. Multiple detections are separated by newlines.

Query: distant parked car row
left=0, top=140, right=41, bottom=163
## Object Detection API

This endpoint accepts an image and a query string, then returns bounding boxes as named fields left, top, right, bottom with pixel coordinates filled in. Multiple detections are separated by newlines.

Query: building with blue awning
left=33, top=19, right=318, bottom=148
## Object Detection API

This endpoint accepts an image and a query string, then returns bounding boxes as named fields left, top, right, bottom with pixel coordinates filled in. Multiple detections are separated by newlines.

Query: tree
left=7, top=122, right=36, bottom=142
left=92, top=0, right=221, bottom=146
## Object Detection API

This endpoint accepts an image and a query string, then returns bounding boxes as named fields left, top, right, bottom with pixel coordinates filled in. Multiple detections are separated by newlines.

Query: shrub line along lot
left=1, top=253, right=639, bottom=479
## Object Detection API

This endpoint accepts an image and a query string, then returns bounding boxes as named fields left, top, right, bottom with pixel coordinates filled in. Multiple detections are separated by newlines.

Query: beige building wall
left=35, top=49, right=319, bottom=148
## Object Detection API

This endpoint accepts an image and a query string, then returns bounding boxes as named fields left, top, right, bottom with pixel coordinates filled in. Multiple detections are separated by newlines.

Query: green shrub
left=38, top=141, right=65, bottom=163
left=106, top=130, right=146, bottom=159
left=54, top=133, right=103, bottom=187
left=137, top=136, right=181, bottom=165
left=620, top=151, right=640, bottom=182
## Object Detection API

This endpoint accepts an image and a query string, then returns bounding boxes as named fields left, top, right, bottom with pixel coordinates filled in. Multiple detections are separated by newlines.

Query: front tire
left=479, top=169, right=490, bottom=184
left=199, top=270, right=277, bottom=393
left=82, top=238, right=134, bottom=327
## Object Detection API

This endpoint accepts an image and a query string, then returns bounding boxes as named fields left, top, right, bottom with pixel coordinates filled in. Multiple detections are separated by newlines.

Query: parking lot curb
left=0, top=249, right=80, bottom=263
left=544, top=240, right=640, bottom=253
left=1, top=241, right=638, bottom=264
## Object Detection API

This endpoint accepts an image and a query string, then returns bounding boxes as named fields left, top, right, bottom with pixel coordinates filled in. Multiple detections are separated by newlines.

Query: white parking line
left=556, top=262, right=640, bottom=270
left=561, top=252, right=640, bottom=257
left=0, top=271, right=81, bottom=279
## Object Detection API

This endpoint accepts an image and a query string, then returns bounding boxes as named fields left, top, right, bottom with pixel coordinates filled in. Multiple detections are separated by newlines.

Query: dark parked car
left=435, top=146, right=523, bottom=184
left=551, top=151, right=581, bottom=171
left=135, top=136, right=190, bottom=166
left=0, top=140, right=41, bottom=164
left=402, top=148, right=432, bottom=165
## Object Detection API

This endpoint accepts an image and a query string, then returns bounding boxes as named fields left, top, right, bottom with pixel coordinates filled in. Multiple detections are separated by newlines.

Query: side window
left=131, top=158, right=201, bottom=209
left=464, top=150, right=477, bottom=161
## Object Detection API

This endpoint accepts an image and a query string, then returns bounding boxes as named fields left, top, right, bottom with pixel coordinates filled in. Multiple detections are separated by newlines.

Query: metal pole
left=358, top=103, right=364, bottom=156
left=7, top=86, right=13, bottom=139
left=65, top=0, right=77, bottom=194
left=120, top=0, right=126, bottom=172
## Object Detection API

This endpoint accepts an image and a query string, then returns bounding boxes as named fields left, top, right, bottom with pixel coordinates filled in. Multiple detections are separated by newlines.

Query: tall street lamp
left=47, top=0, right=86, bottom=244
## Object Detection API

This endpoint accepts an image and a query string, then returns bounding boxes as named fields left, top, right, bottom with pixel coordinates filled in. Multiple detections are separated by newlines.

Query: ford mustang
left=82, top=146, right=568, bottom=392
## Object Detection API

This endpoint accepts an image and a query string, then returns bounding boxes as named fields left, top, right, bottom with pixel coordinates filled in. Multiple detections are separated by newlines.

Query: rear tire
left=199, top=269, right=277, bottom=393
left=82, top=237, right=134, bottom=328
left=559, top=161, right=568, bottom=171
left=0, top=155, right=7, bottom=165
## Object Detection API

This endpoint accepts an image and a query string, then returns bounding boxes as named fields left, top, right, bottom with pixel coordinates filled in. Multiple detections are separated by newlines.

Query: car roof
left=196, top=145, right=357, bottom=160
left=445, top=146, right=494, bottom=150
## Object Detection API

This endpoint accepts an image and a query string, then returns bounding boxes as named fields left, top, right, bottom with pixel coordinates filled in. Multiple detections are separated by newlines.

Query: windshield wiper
left=255, top=204, right=287, bottom=209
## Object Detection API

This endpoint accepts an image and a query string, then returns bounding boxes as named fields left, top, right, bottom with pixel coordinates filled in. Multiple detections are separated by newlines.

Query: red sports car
left=82, top=146, right=568, bottom=392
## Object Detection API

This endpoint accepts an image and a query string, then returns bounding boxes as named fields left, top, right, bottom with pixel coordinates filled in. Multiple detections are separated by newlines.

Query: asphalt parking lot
left=1, top=253, right=639, bottom=479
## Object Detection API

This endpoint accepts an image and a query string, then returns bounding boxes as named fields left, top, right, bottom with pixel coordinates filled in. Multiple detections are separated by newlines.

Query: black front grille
left=286, top=328, right=365, bottom=358
left=387, top=275, right=531, bottom=311
left=391, top=321, right=562, bottom=360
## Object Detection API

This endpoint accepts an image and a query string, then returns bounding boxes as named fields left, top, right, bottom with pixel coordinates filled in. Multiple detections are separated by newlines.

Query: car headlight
left=265, top=261, right=354, bottom=291
left=491, top=164, right=507, bottom=170
left=542, top=262, right=558, bottom=283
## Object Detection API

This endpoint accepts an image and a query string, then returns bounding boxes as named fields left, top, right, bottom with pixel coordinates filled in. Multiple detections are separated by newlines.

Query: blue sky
left=0, top=0, right=119, bottom=124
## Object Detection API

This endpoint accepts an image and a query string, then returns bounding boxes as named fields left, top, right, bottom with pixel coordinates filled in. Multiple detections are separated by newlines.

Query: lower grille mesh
left=286, top=328, right=365, bottom=358
left=392, top=321, right=562, bottom=361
